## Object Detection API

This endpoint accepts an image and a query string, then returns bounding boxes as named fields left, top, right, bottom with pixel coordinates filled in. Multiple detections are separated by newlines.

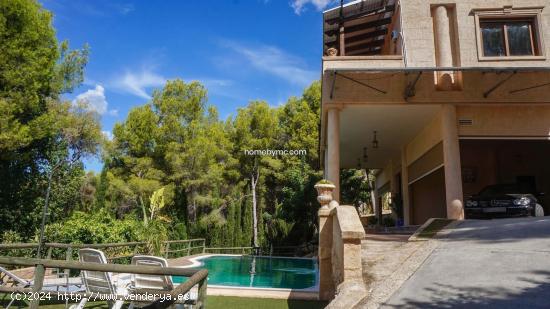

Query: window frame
left=473, top=7, right=546, bottom=61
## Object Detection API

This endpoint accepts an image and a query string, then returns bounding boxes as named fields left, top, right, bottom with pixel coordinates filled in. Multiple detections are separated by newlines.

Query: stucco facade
left=320, top=0, right=550, bottom=225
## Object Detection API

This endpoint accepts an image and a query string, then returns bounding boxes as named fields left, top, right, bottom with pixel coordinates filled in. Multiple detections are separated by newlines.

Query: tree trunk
left=37, top=172, right=53, bottom=258
left=251, top=170, right=259, bottom=248
left=139, top=195, right=148, bottom=226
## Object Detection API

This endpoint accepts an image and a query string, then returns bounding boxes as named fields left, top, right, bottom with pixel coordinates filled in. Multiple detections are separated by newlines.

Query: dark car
left=465, top=183, right=544, bottom=218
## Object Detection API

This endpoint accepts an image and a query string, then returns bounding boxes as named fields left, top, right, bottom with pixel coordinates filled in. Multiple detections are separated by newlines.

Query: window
left=473, top=7, right=545, bottom=60
left=480, top=20, right=537, bottom=57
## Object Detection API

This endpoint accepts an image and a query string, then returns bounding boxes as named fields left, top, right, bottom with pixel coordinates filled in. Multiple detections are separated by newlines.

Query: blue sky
left=40, top=0, right=339, bottom=172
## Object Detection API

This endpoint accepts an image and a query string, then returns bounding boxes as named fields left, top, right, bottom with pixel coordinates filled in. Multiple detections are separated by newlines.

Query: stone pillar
left=372, top=188, right=381, bottom=226
left=389, top=160, right=398, bottom=194
left=318, top=206, right=335, bottom=300
left=441, top=104, right=464, bottom=220
left=401, top=147, right=411, bottom=225
left=389, top=161, right=400, bottom=223
left=316, top=183, right=336, bottom=300
left=433, top=5, right=454, bottom=89
left=326, top=108, right=341, bottom=202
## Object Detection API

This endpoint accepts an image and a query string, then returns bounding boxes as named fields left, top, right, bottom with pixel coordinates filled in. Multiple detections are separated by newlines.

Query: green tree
left=0, top=0, right=96, bottom=240
left=274, top=81, right=322, bottom=245
left=232, top=101, right=281, bottom=247
left=108, top=104, right=164, bottom=219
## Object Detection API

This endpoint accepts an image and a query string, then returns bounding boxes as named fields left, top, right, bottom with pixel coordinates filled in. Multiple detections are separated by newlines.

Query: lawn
left=416, top=218, right=454, bottom=239
left=1, top=296, right=328, bottom=309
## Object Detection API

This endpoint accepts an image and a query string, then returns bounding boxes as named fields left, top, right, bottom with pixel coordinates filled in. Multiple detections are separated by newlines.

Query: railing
left=163, top=239, right=206, bottom=258
left=0, top=239, right=207, bottom=263
left=0, top=240, right=316, bottom=262
left=204, top=247, right=253, bottom=255
left=0, top=256, right=207, bottom=309
left=203, top=244, right=317, bottom=257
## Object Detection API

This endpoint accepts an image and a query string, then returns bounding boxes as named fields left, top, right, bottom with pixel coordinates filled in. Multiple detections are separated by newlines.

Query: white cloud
left=291, top=0, right=335, bottom=14
left=113, top=70, right=167, bottom=100
left=115, top=3, right=135, bottom=15
left=102, top=130, right=113, bottom=141
left=73, top=85, right=117, bottom=116
left=223, top=41, right=317, bottom=86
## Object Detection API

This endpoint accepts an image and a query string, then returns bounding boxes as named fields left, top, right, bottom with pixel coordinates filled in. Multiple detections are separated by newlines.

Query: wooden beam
left=325, top=17, right=393, bottom=36
left=346, top=47, right=383, bottom=56
left=340, top=26, right=346, bottom=56
left=29, top=264, right=45, bottom=309
left=325, top=5, right=395, bottom=25
left=346, top=29, right=388, bottom=45
left=324, top=34, right=338, bottom=44
left=0, top=256, right=200, bottom=276
left=345, top=39, right=385, bottom=53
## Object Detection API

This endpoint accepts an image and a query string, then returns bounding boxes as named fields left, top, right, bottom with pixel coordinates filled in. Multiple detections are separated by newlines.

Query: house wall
left=410, top=167, right=447, bottom=225
left=406, top=112, right=443, bottom=166
left=401, top=0, right=550, bottom=68
left=456, top=105, right=550, bottom=137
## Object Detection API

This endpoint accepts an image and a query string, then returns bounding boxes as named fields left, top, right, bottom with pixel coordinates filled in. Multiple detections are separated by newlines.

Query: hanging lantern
left=372, top=131, right=379, bottom=149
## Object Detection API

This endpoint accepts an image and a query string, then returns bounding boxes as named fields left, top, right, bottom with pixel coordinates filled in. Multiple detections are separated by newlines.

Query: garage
left=460, top=139, right=550, bottom=216
left=408, top=143, right=447, bottom=225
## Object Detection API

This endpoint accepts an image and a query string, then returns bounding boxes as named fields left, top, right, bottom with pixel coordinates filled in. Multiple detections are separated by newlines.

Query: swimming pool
left=174, top=255, right=318, bottom=290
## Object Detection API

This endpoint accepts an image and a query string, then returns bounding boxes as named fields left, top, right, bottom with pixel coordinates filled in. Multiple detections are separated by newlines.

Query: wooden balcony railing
left=0, top=256, right=207, bottom=309
left=0, top=239, right=207, bottom=263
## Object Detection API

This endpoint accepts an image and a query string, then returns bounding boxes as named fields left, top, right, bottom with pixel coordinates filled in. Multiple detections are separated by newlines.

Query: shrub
left=42, top=209, right=142, bottom=245
left=382, top=216, right=396, bottom=227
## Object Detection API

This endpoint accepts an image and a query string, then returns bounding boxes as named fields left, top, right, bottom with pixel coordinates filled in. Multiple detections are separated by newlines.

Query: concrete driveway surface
left=382, top=217, right=550, bottom=309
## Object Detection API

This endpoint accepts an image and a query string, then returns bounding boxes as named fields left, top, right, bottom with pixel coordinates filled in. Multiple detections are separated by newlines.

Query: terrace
left=322, top=0, right=404, bottom=72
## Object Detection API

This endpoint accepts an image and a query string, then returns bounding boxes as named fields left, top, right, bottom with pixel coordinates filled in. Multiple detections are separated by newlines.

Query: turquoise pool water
left=173, top=255, right=318, bottom=289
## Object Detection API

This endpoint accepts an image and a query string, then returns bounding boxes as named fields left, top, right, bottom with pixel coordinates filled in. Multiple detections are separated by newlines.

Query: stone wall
left=402, top=0, right=550, bottom=68
left=319, top=203, right=367, bottom=308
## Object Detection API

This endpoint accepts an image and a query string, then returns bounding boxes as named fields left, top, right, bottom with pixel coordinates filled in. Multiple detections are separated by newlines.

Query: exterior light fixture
left=357, top=158, right=362, bottom=170
left=363, top=147, right=368, bottom=162
left=372, top=131, right=379, bottom=149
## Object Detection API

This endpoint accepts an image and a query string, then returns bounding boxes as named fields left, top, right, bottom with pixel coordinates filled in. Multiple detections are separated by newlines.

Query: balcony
left=322, top=0, right=403, bottom=71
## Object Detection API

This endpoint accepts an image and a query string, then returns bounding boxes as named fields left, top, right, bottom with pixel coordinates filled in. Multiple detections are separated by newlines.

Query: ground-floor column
left=326, top=107, right=341, bottom=202
left=389, top=160, right=398, bottom=194
left=372, top=187, right=381, bottom=225
left=441, top=104, right=464, bottom=220
left=389, top=160, right=400, bottom=224
left=401, top=147, right=411, bottom=225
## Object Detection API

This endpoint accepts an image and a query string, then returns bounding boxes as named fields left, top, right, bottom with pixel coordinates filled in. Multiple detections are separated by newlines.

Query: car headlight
left=466, top=200, right=478, bottom=207
left=513, top=197, right=530, bottom=206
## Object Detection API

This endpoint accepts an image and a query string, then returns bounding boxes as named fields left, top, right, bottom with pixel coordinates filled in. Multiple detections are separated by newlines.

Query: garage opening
left=460, top=139, right=550, bottom=215
left=410, top=167, right=446, bottom=225
left=408, top=143, right=447, bottom=225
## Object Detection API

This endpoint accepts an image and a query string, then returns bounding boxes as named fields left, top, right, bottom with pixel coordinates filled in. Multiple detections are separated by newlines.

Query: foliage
left=43, top=210, right=142, bottom=245
left=149, top=187, right=166, bottom=222
left=0, top=230, right=34, bottom=257
left=0, top=0, right=99, bottom=240
left=139, top=220, right=168, bottom=256
left=391, top=192, right=404, bottom=220
left=1, top=230, right=23, bottom=243
left=263, top=203, right=294, bottom=247
left=382, top=216, right=396, bottom=227
left=0, top=1, right=372, bottom=253
left=315, top=179, right=333, bottom=185
left=340, top=169, right=373, bottom=208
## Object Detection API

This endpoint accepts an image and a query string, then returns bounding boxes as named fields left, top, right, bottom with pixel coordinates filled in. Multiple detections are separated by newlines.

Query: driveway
left=382, top=217, right=550, bottom=308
